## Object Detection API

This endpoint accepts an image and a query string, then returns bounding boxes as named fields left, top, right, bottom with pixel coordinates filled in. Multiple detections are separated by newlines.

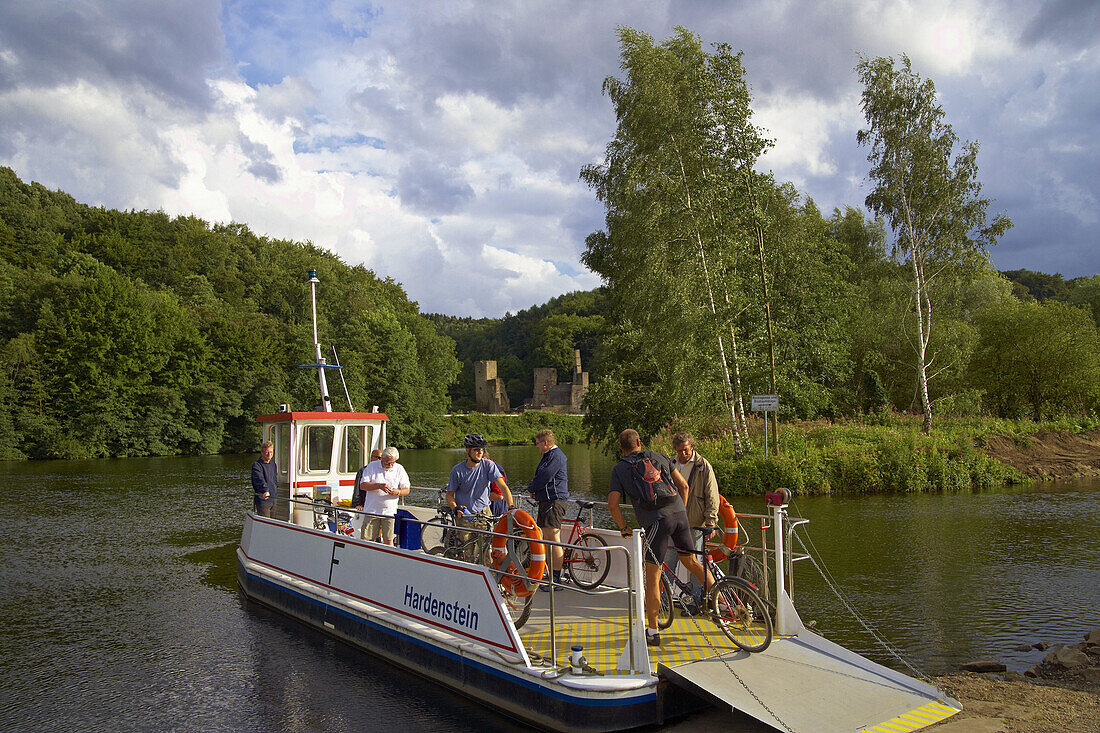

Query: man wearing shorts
left=353, top=446, right=410, bottom=545
left=528, top=429, right=568, bottom=590
left=608, top=429, right=715, bottom=646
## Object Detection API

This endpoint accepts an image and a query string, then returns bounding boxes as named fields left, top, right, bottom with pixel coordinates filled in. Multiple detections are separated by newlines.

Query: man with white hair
left=353, top=447, right=411, bottom=545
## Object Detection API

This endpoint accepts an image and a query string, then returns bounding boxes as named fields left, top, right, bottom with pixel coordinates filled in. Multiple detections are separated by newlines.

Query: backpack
left=625, top=453, right=679, bottom=510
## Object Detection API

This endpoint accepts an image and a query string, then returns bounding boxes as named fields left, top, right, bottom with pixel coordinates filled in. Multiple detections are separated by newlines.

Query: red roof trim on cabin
left=257, top=411, right=389, bottom=422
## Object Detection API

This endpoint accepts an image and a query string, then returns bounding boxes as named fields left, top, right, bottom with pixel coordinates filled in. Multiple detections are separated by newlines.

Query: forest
left=572, top=28, right=1100, bottom=452
left=2, top=27, right=1098, bottom=466
left=0, top=166, right=460, bottom=459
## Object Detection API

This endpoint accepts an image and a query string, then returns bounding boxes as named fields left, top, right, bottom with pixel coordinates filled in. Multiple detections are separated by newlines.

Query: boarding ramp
left=660, top=629, right=960, bottom=732
left=396, top=490, right=961, bottom=731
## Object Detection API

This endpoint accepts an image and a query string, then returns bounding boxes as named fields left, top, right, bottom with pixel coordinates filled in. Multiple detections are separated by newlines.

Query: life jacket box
left=396, top=508, right=421, bottom=550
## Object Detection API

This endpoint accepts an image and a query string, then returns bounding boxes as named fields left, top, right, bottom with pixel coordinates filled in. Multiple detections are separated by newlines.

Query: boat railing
left=277, top=488, right=808, bottom=668
left=281, top=491, right=645, bottom=672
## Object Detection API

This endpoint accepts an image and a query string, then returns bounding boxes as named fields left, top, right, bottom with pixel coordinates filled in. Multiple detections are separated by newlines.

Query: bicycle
left=425, top=505, right=534, bottom=629
left=297, top=494, right=356, bottom=536
left=654, top=526, right=773, bottom=653
left=524, top=498, right=610, bottom=590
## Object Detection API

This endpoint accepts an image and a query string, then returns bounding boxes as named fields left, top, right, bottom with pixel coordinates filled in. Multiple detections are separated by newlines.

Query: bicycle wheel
left=710, top=577, right=773, bottom=652
left=427, top=544, right=466, bottom=561
left=657, top=574, right=674, bottom=629
left=730, top=551, right=776, bottom=624
left=500, top=584, right=533, bottom=629
left=567, top=533, right=610, bottom=590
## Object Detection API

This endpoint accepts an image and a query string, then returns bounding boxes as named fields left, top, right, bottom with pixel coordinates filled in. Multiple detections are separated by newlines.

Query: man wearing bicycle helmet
left=608, top=429, right=714, bottom=646
left=446, top=434, right=515, bottom=539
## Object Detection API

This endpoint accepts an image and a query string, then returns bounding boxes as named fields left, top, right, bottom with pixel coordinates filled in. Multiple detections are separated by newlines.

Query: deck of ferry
left=518, top=584, right=960, bottom=733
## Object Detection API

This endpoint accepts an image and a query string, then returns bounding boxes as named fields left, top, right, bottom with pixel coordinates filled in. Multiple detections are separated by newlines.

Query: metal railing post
left=629, top=530, right=650, bottom=676
left=772, top=503, right=788, bottom=632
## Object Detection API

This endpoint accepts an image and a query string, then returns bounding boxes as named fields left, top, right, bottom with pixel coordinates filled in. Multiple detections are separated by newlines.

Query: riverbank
left=930, top=629, right=1100, bottom=731
left=932, top=673, right=1100, bottom=732
left=443, top=413, right=1100, bottom=494
left=981, top=429, right=1100, bottom=479
left=656, top=414, right=1100, bottom=495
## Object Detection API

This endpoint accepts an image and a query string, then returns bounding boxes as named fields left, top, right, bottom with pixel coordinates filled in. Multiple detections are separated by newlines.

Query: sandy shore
left=929, top=673, right=1100, bottom=732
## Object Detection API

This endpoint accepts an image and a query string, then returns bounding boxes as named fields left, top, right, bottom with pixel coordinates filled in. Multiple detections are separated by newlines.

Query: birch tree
left=581, top=27, right=769, bottom=451
left=856, top=54, right=1010, bottom=433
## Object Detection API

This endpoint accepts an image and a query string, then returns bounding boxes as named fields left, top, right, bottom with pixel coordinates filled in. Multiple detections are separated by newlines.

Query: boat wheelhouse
left=258, top=409, right=387, bottom=523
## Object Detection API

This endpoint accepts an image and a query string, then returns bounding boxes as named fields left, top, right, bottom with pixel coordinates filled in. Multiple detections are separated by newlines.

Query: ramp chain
left=788, top=512, right=949, bottom=696
left=682, top=603, right=796, bottom=733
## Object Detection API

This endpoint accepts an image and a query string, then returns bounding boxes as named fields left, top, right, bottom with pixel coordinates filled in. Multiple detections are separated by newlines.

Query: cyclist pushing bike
left=445, top=434, right=515, bottom=543
left=608, top=429, right=716, bottom=647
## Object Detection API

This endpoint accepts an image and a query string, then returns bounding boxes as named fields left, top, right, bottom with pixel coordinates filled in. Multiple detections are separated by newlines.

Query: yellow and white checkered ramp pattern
left=859, top=700, right=961, bottom=731
left=519, top=614, right=770, bottom=674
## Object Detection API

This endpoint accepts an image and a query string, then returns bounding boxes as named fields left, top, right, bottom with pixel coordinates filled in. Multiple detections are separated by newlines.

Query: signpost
left=751, top=395, right=779, bottom=459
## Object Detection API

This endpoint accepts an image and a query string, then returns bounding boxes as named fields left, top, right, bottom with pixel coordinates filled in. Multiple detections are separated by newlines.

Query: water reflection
left=1, top=453, right=1097, bottom=731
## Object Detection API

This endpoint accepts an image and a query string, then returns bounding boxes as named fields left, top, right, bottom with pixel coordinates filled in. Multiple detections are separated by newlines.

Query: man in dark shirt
left=608, top=429, right=714, bottom=646
left=528, top=429, right=568, bottom=589
left=251, top=441, right=278, bottom=518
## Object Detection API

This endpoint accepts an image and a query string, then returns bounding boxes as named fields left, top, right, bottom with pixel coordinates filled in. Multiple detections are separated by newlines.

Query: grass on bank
left=441, top=412, right=588, bottom=446
left=444, top=411, right=1099, bottom=495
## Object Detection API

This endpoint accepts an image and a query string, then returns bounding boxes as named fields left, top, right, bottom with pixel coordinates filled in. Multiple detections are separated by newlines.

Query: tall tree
left=856, top=54, right=1011, bottom=433
left=581, top=27, right=771, bottom=450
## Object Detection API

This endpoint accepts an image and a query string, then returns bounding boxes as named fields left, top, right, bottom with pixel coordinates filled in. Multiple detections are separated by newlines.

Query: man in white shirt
left=353, top=446, right=411, bottom=545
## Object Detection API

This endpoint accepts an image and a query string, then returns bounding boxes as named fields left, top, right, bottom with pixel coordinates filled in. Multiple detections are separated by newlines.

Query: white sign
left=751, top=394, right=779, bottom=412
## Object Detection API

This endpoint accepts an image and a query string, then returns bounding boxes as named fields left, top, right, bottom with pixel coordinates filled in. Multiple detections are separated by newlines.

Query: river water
left=1, top=445, right=1097, bottom=731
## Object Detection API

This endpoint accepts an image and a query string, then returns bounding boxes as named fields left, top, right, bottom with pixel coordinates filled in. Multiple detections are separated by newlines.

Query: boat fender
left=490, top=509, right=545, bottom=598
left=706, top=495, right=740, bottom=563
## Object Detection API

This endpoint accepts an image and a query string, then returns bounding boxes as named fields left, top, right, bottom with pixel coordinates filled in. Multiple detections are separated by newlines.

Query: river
left=1, top=445, right=1097, bottom=731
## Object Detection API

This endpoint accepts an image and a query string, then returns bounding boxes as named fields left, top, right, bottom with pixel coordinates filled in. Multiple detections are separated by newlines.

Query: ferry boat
left=237, top=272, right=962, bottom=732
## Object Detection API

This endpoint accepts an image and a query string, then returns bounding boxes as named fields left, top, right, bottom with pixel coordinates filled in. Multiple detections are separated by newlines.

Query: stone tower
left=474, top=360, right=510, bottom=413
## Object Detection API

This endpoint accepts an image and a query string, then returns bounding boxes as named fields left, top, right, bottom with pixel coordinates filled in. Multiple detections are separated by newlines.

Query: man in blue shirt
left=445, top=434, right=514, bottom=539
left=528, top=429, right=568, bottom=589
left=251, top=441, right=278, bottom=518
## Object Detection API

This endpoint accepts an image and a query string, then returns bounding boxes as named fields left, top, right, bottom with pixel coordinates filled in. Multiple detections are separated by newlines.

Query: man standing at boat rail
left=528, top=429, right=568, bottom=590
left=354, top=447, right=411, bottom=545
left=608, top=429, right=715, bottom=646
left=669, top=431, right=720, bottom=602
left=446, top=434, right=515, bottom=539
left=251, top=441, right=278, bottom=518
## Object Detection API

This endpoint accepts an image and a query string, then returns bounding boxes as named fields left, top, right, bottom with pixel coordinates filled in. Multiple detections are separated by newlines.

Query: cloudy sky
left=1, top=1, right=1097, bottom=317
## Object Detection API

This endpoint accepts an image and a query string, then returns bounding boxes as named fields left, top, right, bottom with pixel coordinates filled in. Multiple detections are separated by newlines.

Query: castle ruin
left=526, top=350, right=588, bottom=414
left=474, top=360, right=510, bottom=413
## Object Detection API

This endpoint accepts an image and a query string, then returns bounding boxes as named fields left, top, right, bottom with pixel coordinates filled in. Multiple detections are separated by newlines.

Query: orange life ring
left=491, top=509, right=545, bottom=598
left=707, top=495, right=740, bottom=563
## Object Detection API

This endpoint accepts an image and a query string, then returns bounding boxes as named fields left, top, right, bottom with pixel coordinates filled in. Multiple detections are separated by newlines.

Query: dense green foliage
left=969, top=299, right=1100, bottom=418
left=0, top=167, right=459, bottom=458
left=439, top=413, right=587, bottom=446
left=572, top=29, right=1097, bottom=453
left=646, top=415, right=1063, bottom=496
left=1003, top=269, right=1100, bottom=327
left=427, top=290, right=604, bottom=411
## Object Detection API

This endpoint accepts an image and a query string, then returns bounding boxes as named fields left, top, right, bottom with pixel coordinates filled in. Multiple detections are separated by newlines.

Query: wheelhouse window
left=342, top=425, right=374, bottom=473
left=302, top=425, right=335, bottom=473
left=274, top=423, right=291, bottom=481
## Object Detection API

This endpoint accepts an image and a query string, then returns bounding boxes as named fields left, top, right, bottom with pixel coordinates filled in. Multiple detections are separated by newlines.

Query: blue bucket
left=395, top=509, right=421, bottom=550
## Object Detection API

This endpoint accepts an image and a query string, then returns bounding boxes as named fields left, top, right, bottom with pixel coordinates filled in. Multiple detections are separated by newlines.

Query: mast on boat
left=307, top=269, right=334, bottom=412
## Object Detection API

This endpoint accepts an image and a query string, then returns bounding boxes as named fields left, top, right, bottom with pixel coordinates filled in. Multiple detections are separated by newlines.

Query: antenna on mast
left=307, top=269, right=333, bottom=412
left=332, top=345, right=354, bottom=412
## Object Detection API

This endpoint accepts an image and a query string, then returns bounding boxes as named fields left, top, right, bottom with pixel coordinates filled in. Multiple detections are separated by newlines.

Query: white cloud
left=756, top=91, right=862, bottom=183
left=2, top=0, right=1098, bottom=318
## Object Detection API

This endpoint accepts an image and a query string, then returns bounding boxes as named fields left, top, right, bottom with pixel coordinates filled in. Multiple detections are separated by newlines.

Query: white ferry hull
left=236, top=514, right=696, bottom=731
